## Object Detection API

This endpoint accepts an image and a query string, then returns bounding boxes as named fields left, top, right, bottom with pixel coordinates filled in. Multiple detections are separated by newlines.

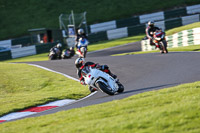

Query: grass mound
left=0, top=81, right=200, bottom=132
left=0, top=63, right=89, bottom=116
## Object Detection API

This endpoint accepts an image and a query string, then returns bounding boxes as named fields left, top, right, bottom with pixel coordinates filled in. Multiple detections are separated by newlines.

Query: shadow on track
left=117, top=83, right=180, bottom=96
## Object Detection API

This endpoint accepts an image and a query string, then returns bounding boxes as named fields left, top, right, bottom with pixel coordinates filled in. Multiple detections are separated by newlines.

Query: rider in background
left=75, top=28, right=88, bottom=49
left=50, top=43, right=63, bottom=59
left=145, top=21, right=160, bottom=47
left=75, top=58, right=117, bottom=92
left=69, top=47, right=75, bottom=57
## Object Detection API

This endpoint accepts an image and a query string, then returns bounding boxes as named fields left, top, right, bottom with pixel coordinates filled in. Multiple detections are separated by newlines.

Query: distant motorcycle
left=153, top=30, right=168, bottom=54
left=62, top=47, right=75, bottom=59
left=76, top=37, right=88, bottom=58
left=48, top=48, right=61, bottom=60
left=81, top=66, right=124, bottom=95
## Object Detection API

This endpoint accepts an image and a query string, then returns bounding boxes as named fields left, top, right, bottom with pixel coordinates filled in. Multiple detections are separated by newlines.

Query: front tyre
left=49, top=54, right=55, bottom=60
left=96, top=82, right=115, bottom=95
left=161, top=40, right=168, bottom=53
left=117, top=82, right=124, bottom=93
left=80, top=47, right=87, bottom=58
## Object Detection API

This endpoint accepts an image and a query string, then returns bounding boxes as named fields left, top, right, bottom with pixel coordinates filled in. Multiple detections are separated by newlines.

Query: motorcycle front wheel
left=117, top=82, right=124, bottom=93
left=96, top=81, right=115, bottom=95
left=80, top=47, right=87, bottom=58
left=161, top=40, right=168, bottom=53
left=49, top=55, right=55, bottom=60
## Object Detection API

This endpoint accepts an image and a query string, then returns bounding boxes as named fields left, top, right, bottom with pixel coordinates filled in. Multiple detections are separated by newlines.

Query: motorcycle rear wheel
left=96, top=82, right=115, bottom=95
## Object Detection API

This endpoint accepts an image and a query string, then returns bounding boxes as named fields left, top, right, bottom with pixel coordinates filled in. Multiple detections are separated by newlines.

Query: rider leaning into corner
left=75, top=58, right=118, bottom=93
left=75, top=28, right=88, bottom=49
left=50, top=43, right=63, bottom=59
left=145, top=21, right=163, bottom=48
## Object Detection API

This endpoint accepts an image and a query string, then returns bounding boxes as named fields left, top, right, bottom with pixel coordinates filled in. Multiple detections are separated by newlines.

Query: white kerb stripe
left=0, top=112, right=36, bottom=121
left=39, top=99, right=76, bottom=107
left=28, top=64, right=79, bottom=82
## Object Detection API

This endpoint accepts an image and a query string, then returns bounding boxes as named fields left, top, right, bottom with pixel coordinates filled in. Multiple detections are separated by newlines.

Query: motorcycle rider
left=62, top=47, right=75, bottom=59
left=69, top=47, right=75, bottom=57
left=75, top=58, right=117, bottom=93
left=50, top=43, right=63, bottom=59
left=145, top=21, right=161, bottom=48
left=75, top=28, right=88, bottom=49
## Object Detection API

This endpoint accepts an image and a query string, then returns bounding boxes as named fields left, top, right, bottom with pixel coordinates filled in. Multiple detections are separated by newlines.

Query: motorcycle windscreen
left=81, top=66, right=90, bottom=77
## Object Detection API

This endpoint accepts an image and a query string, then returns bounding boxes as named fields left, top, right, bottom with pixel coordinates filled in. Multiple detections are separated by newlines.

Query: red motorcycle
left=153, top=30, right=168, bottom=54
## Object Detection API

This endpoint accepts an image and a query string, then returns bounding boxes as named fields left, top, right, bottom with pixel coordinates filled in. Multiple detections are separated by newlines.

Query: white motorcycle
left=76, top=38, right=88, bottom=58
left=81, top=66, right=124, bottom=95
left=48, top=48, right=61, bottom=60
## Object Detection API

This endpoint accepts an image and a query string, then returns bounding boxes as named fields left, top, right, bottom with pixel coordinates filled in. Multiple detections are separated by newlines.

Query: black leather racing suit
left=145, top=26, right=160, bottom=45
left=49, top=46, right=62, bottom=59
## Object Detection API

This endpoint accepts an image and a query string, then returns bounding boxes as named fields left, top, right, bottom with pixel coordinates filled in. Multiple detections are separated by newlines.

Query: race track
left=15, top=42, right=200, bottom=119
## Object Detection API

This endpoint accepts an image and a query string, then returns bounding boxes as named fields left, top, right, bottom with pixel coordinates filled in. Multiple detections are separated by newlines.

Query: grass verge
left=0, top=63, right=89, bottom=117
left=0, top=81, right=200, bottom=132
left=4, top=53, right=49, bottom=63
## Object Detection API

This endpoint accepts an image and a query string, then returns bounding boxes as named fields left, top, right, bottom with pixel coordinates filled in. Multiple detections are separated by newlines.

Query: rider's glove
left=95, top=64, right=101, bottom=69
left=102, top=65, right=108, bottom=70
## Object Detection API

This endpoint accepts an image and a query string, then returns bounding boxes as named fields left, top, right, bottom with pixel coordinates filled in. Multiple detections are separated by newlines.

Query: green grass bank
left=0, top=81, right=200, bottom=133
left=0, top=63, right=89, bottom=116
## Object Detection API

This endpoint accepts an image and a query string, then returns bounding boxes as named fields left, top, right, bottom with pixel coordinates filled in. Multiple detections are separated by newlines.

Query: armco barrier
left=116, top=17, right=140, bottom=28
left=11, top=36, right=32, bottom=47
left=88, top=31, right=108, bottom=43
left=0, top=42, right=60, bottom=60
left=186, top=4, right=200, bottom=14
left=164, top=8, right=187, bottom=19
left=0, top=40, right=11, bottom=48
left=139, top=11, right=164, bottom=24
left=182, top=14, right=200, bottom=26
left=141, top=27, right=200, bottom=51
left=88, top=12, right=199, bottom=42
left=0, top=50, right=12, bottom=61
left=128, top=24, right=146, bottom=36
left=107, top=27, right=128, bottom=40
left=90, top=21, right=116, bottom=33
left=11, top=45, right=36, bottom=58
left=165, top=18, right=182, bottom=30
left=35, top=43, right=56, bottom=54
left=154, top=21, right=165, bottom=31
left=88, top=4, right=200, bottom=34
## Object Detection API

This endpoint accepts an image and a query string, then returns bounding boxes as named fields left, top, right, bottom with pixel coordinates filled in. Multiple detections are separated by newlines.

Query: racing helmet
left=75, top=57, right=85, bottom=69
left=148, top=21, right=155, bottom=27
left=57, top=43, right=62, bottom=48
left=78, top=28, right=84, bottom=35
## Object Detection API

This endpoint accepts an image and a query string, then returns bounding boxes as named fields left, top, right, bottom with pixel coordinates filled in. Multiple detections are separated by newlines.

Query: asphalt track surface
left=15, top=42, right=200, bottom=120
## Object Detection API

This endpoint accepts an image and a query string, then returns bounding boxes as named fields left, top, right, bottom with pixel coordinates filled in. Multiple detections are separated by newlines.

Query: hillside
left=0, top=0, right=200, bottom=40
